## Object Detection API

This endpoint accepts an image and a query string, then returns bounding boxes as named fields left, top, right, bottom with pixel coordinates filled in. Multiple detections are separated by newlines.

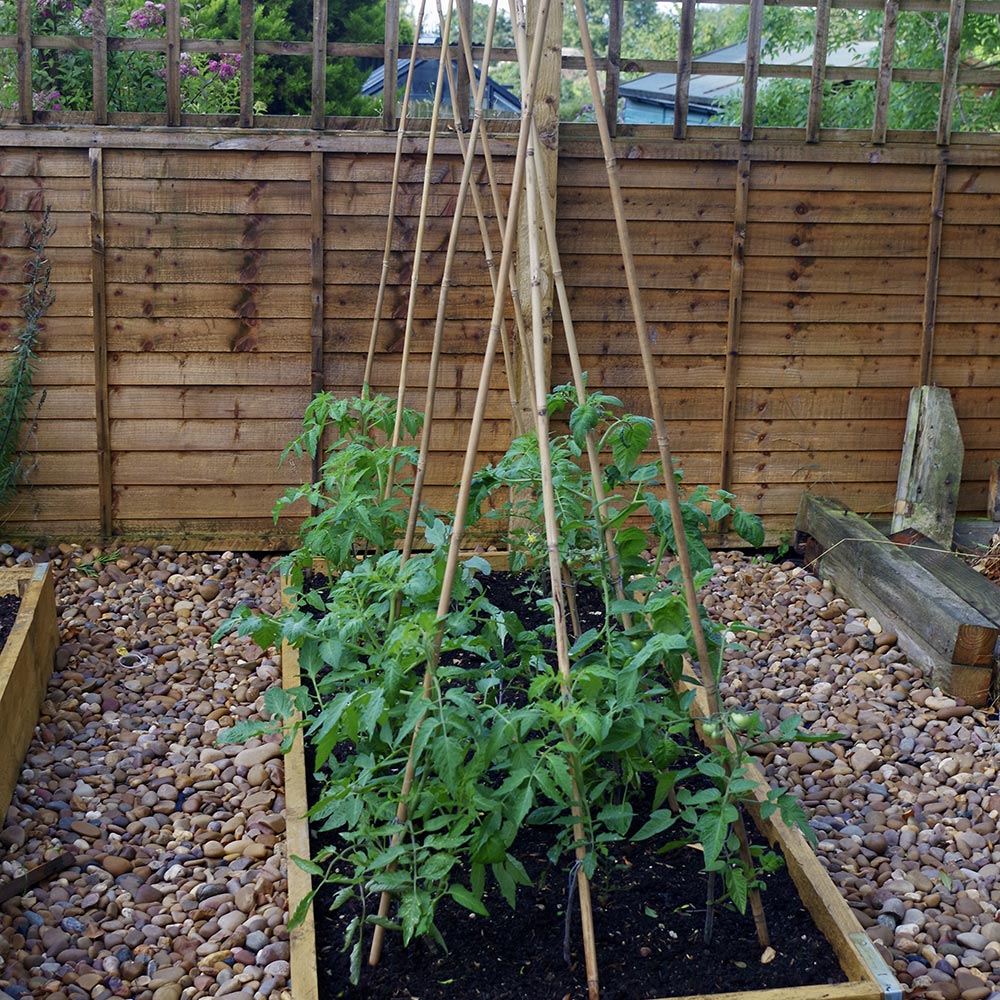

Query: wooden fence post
left=920, top=158, right=948, bottom=386
left=239, top=0, right=256, bottom=128
left=90, top=148, right=113, bottom=540
left=310, top=151, right=326, bottom=488
left=720, top=149, right=751, bottom=526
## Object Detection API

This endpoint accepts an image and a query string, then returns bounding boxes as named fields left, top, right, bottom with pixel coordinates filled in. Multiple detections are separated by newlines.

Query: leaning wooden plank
left=891, top=385, right=963, bottom=547
left=799, top=495, right=997, bottom=667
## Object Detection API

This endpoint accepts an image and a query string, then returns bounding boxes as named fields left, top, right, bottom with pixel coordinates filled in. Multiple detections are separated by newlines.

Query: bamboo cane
left=528, top=118, right=631, bottom=629
left=451, top=1, right=533, bottom=414
left=571, top=0, right=771, bottom=950
left=396, top=0, right=503, bottom=565
left=384, top=4, right=454, bottom=469
left=362, top=0, right=427, bottom=392
left=368, top=0, right=553, bottom=965
left=523, top=101, right=601, bottom=1000
left=436, top=6, right=519, bottom=419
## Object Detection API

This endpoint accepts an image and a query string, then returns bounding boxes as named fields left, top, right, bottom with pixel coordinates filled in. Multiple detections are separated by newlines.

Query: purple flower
left=126, top=1, right=164, bottom=31
left=32, top=88, right=62, bottom=111
left=179, top=53, right=198, bottom=78
left=208, top=53, right=239, bottom=83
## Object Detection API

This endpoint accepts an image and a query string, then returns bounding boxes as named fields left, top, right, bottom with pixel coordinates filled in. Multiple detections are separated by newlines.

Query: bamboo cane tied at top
left=570, top=0, right=719, bottom=716
left=523, top=92, right=601, bottom=1000
left=571, top=0, right=771, bottom=950
left=383, top=5, right=455, bottom=473
left=437, top=21, right=517, bottom=410
left=528, top=116, right=632, bottom=631
left=362, top=0, right=427, bottom=392
left=451, top=0, right=534, bottom=412
left=397, top=0, right=506, bottom=566
left=368, top=0, right=554, bottom=965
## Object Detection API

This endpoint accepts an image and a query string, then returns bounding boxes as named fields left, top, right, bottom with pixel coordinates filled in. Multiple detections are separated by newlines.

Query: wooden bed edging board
left=282, top=643, right=897, bottom=999
left=0, top=563, right=58, bottom=821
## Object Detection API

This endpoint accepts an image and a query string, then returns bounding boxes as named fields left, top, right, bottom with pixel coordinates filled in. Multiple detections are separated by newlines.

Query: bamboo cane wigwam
left=282, top=0, right=905, bottom=996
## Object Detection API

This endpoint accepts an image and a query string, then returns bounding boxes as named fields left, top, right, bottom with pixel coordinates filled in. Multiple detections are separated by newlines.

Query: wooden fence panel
left=0, top=135, right=999, bottom=546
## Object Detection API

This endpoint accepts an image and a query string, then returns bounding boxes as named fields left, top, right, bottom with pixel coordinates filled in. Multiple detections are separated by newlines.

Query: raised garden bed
left=281, top=630, right=899, bottom=1000
left=0, top=562, right=57, bottom=821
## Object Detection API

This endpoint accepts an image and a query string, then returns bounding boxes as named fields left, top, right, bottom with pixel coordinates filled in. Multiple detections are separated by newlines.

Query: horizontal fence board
left=108, top=353, right=311, bottom=386
left=103, top=179, right=312, bottom=216
left=740, top=292, right=924, bottom=323
left=557, top=219, right=733, bottom=256
left=29, top=421, right=99, bottom=451
left=731, top=449, right=903, bottom=483
left=747, top=189, right=933, bottom=224
left=115, top=485, right=310, bottom=519
left=0, top=151, right=89, bottom=177
left=745, top=223, right=928, bottom=258
left=20, top=453, right=100, bottom=484
left=107, top=318, right=312, bottom=354
left=108, top=213, right=311, bottom=250
left=736, top=355, right=921, bottom=386
left=110, top=420, right=304, bottom=451
left=558, top=186, right=736, bottom=223
left=0, top=285, right=93, bottom=318
left=0, top=247, right=92, bottom=283
left=106, top=249, right=313, bottom=285
left=5, top=486, right=100, bottom=520
left=749, top=162, right=934, bottom=193
left=559, top=158, right=736, bottom=190
left=108, top=385, right=312, bottom=419
left=736, top=323, right=922, bottom=354
left=113, top=452, right=297, bottom=486
left=104, top=150, right=312, bottom=181
left=742, top=258, right=927, bottom=295
left=735, top=419, right=907, bottom=451
left=0, top=177, right=92, bottom=212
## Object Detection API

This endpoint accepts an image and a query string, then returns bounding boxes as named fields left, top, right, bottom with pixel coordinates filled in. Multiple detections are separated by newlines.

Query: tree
left=0, top=0, right=413, bottom=117
left=713, top=7, right=1000, bottom=132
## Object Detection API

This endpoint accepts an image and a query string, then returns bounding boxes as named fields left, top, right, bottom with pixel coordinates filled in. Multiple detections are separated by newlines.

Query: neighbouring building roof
left=363, top=59, right=521, bottom=115
left=620, top=38, right=880, bottom=125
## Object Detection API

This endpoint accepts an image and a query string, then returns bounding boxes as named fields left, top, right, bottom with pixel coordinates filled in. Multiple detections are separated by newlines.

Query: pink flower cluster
left=126, top=1, right=165, bottom=31
left=33, top=88, right=62, bottom=111
left=207, top=53, right=240, bottom=83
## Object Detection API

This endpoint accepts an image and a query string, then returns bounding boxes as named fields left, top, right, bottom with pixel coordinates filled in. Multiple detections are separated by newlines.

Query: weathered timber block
left=891, top=385, right=963, bottom=548
left=889, top=528, right=1000, bottom=629
left=0, top=564, right=58, bottom=820
left=798, top=496, right=997, bottom=703
left=818, top=542, right=991, bottom=706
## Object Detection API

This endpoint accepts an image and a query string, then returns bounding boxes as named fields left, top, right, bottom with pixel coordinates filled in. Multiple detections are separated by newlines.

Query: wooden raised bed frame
left=281, top=632, right=899, bottom=1000
left=0, top=563, right=58, bottom=821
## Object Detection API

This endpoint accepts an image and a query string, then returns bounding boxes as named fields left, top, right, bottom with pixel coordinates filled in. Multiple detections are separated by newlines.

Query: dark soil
left=303, top=570, right=844, bottom=999
left=0, top=592, right=21, bottom=654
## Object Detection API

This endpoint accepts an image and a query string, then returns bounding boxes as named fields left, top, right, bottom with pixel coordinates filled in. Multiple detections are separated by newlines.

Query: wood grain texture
left=798, top=495, right=997, bottom=686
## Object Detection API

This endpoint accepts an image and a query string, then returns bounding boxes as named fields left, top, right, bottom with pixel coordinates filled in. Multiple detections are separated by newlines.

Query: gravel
left=0, top=543, right=998, bottom=1000
left=0, top=544, right=288, bottom=1000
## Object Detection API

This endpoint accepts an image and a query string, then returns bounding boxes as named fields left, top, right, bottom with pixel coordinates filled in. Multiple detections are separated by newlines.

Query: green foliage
left=0, top=211, right=52, bottom=509
left=713, top=7, right=1000, bottom=132
left=274, top=390, right=426, bottom=580
left=0, top=0, right=408, bottom=116
left=216, top=386, right=831, bottom=982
